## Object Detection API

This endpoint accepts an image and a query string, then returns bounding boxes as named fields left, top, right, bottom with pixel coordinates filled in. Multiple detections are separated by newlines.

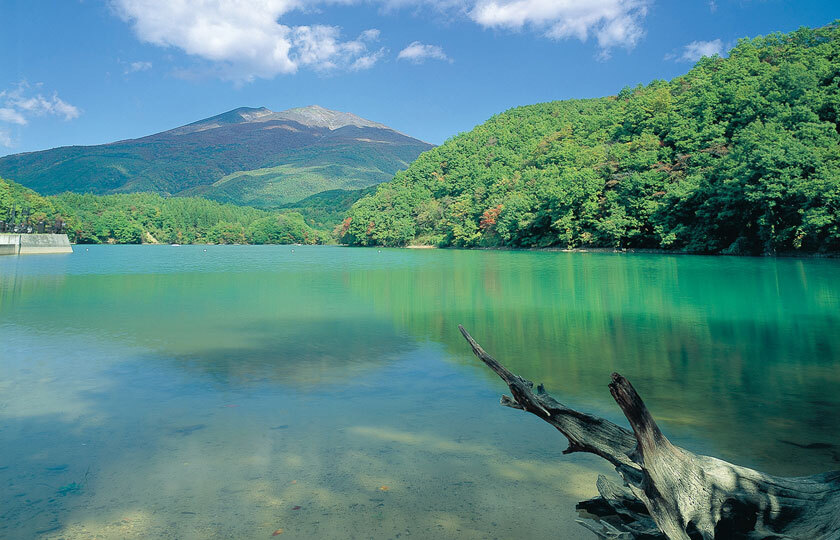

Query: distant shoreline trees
left=0, top=178, right=324, bottom=245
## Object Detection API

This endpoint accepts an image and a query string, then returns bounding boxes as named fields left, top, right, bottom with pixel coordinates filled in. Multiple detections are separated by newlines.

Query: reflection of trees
left=0, top=271, right=67, bottom=312
left=4, top=248, right=840, bottom=474
left=348, top=250, right=840, bottom=475
left=1, top=269, right=410, bottom=387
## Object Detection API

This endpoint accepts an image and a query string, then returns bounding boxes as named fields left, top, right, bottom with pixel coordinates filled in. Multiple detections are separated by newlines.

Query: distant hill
left=278, top=186, right=377, bottom=232
left=341, top=23, right=840, bottom=255
left=0, top=105, right=433, bottom=207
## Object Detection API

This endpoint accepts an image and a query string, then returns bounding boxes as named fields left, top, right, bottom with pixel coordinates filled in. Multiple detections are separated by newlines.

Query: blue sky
left=0, top=0, right=837, bottom=156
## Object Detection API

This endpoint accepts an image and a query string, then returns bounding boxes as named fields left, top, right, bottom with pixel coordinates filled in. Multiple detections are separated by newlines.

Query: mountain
left=341, top=23, right=840, bottom=255
left=0, top=105, right=433, bottom=207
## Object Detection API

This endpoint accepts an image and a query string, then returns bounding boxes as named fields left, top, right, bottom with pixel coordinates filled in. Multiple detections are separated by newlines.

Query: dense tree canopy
left=342, top=24, right=840, bottom=255
left=0, top=176, right=62, bottom=226
left=53, top=192, right=324, bottom=245
left=1, top=177, right=324, bottom=245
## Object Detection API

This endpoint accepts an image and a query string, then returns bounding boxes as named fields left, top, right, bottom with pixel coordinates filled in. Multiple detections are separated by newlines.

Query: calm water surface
left=1, top=245, right=839, bottom=539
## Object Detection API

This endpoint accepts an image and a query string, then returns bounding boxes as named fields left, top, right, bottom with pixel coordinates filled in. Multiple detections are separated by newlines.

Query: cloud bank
left=110, top=0, right=653, bottom=81
left=469, top=0, right=650, bottom=51
left=112, top=0, right=384, bottom=80
left=111, top=0, right=652, bottom=80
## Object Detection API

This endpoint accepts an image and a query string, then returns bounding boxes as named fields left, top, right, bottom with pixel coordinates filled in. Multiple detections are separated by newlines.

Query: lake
left=1, top=245, right=839, bottom=539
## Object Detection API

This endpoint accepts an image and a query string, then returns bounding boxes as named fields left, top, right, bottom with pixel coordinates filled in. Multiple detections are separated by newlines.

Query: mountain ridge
left=0, top=105, right=433, bottom=207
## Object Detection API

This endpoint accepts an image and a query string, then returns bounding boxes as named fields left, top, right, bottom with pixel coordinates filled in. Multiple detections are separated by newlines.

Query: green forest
left=1, top=177, right=324, bottom=245
left=341, top=24, right=840, bottom=255
left=3, top=24, right=839, bottom=253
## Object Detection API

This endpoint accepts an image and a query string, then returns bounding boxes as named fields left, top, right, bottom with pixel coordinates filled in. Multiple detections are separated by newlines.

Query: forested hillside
left=1, top=177, right=323, bottom=245
left=341, top=24, right=840, bottom=255
left=278, top=186, right=377, bottom=231
left=0, top=175, right=59, bottom=223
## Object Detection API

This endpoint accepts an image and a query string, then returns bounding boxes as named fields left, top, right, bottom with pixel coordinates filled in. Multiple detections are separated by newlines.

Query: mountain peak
left=172, top=105, right=390, bottom=135
left=269, top=105, right=390, bottom=131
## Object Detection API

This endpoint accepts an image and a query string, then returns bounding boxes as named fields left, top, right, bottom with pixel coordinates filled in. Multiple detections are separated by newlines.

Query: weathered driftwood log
left=458, top=325, right=840, bottom=540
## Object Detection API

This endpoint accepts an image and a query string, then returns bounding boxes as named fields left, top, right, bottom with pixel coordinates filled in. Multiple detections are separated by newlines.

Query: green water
left=1, top=246, right=838, bottom=539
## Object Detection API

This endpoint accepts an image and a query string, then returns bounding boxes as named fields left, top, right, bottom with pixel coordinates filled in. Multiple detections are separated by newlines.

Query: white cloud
left=112, top=0, right=384, bottom=80
left=351, top=48, right=387, bottom=70
left=397, top=41, right=451, bottom=63
left=10, top=94, right=79, bottom=120
left=125, top=60, right=153, bottom=74
left=290, top=26, right=383, bottom=70
left=111, top=0, right=653, bottom=78
left=360, top=28, right=381, bottom=41
left=0, top=108, right=27, bottom=125
left=469, top=0, right=650, bottom=51
left=349, top=29, right=385, bottom=70
left=0, top=83, right=80, bottom=126
left=678, top=38, right=723, bottom=62
left=0, top=82, right=79, bottom=148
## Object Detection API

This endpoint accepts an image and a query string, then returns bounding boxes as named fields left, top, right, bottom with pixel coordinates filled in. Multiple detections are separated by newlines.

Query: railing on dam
left=0, top=234, right=73, bottom=255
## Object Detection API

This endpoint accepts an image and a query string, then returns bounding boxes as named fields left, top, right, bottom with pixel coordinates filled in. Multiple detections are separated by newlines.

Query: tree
left=459, top=326, right=840, bottom=539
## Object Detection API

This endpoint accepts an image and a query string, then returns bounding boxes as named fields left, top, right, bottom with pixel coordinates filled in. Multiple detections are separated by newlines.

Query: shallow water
left=1, top=245, right=838, bottom=539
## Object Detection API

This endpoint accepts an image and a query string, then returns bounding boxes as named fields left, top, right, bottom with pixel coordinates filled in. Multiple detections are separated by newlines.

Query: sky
left=0, top=0, right=837, bottom=156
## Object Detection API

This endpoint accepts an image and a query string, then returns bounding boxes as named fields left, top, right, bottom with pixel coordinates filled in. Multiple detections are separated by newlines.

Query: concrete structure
left=0, top=234, right=73, bottom=255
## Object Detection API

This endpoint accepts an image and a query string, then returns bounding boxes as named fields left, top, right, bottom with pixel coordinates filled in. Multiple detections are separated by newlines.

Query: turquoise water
left=1, top=245, right=839, bottom=539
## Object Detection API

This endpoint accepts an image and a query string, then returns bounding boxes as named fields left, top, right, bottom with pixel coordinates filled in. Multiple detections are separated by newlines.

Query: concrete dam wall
left=0, top=234, right=73, bottom=255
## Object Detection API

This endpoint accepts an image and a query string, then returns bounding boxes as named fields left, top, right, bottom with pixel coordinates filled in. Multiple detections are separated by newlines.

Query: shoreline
left=67, top=242, right=840, bottom=259
left=405, top=244, right=840, bottom=259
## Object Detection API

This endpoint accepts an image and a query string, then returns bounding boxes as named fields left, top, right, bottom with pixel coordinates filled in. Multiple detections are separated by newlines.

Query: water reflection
left=1, top=246, right=839, bottom=539
left=347, top=250, right=840, bottom=475
left=0, top=329, right=602, bottom=539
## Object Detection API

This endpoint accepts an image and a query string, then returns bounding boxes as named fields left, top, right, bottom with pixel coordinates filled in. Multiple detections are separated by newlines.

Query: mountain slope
left=341, top=23, right=840, bottom=255
left=0, top=105, right=433, bottom=206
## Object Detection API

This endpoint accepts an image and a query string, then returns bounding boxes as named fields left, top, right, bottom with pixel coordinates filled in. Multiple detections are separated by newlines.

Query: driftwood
left=458, top=325, right=840, bottom=540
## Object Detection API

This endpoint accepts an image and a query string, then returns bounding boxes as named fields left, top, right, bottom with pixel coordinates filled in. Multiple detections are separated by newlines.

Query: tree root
left=458, top=325, right=840, bottom=540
